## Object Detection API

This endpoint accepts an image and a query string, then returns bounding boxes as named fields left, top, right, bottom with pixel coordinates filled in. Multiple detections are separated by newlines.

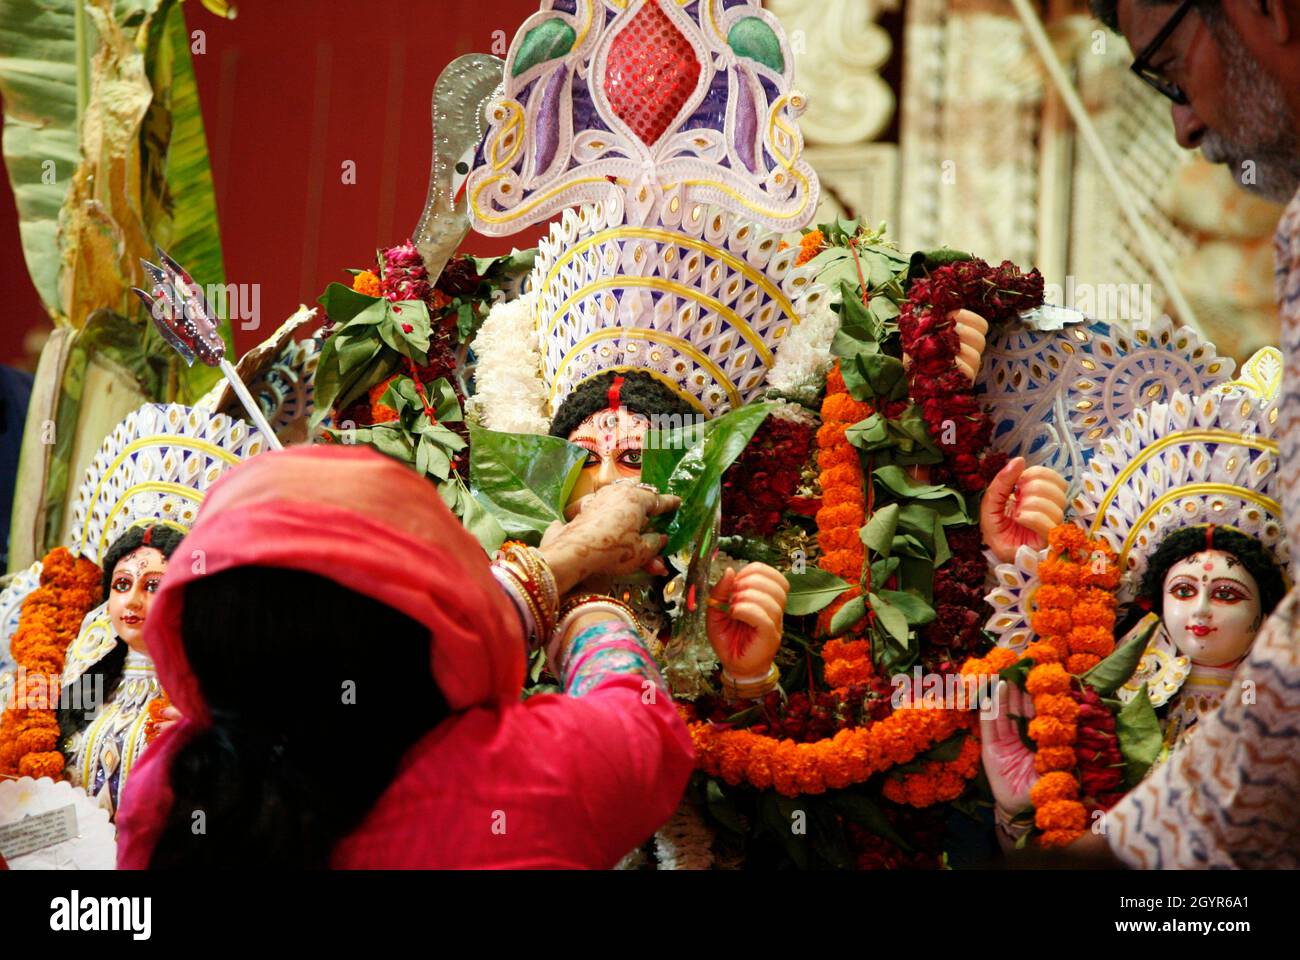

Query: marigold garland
left=691, top=647, right=1016, bottom=799
left=0, top=548, right=102, bottom=779
left=815, top=363, right=871, bottom=628
left=795, top=229, right=825, bottom=266
left=145, top=693, right=172, bottom=745
left=1023, top=523, right=1120, bottom=846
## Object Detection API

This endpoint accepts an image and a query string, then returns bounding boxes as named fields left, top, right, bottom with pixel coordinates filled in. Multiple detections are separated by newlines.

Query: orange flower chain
left=1023, top=523, right=1120, bottom=846
left=0, top=548, right=102, bottom=779
left=816, top=362, right=872, bottom=635
left=692, top=646, right=1019, bottom=799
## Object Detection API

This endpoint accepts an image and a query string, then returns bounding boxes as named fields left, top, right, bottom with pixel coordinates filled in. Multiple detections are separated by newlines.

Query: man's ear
left=1260, top=0, right=1293, bottom=43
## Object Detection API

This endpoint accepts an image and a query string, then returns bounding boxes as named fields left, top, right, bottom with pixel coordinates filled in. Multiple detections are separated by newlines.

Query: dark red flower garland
left=1073, top=685, right=1127, bottom=813
left=898, top=258, right=1044, bottom=492
left=721, top=416, right=815, bottom=538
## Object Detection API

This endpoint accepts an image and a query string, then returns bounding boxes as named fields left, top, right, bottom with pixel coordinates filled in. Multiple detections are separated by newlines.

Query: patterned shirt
left=1274, top=186, right=1300, bottom=576
left=1105, top=187, right=1300, bottom=868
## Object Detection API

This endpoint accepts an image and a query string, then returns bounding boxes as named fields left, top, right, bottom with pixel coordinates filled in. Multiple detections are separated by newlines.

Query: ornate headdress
left=58, top=404, right=269, bottom=680
left=467, top=0, right=827, bottom=427
left=978, top=315, right=1234, bottom=485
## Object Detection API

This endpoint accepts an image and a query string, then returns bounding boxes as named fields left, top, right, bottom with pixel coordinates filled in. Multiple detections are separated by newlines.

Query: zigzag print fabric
left=1274, top=187, right=1300, bottom=579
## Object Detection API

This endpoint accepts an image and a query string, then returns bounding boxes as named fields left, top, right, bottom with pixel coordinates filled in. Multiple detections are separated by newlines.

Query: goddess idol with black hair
left=60, top=523, right=184, bottom=814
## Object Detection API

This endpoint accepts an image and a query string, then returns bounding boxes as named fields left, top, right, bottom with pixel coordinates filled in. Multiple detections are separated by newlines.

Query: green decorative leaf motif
left=511, top=18, right=576, bottom=77
left=727, top=17, right=784, bottom=73
left=468, top=424, right=587, bottom=544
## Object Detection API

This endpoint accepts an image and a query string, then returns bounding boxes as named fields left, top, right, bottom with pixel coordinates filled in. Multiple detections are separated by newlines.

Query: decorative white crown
left=66, top=404, right=269, bottom=568
left=467, top=0, right=825, bottom=419
left=978, top=315, right=1234, bottom=488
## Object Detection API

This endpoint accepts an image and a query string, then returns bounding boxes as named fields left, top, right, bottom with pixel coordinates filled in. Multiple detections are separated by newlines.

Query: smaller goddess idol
left=60, top=524, right=183, bottom=814
left=977, top=351, right=1289, bottom=847
left=0, top=403, right=268, bottom=823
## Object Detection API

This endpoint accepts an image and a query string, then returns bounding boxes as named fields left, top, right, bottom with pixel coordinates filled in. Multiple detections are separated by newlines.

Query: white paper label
left=0, top=804, right=78, bottom=859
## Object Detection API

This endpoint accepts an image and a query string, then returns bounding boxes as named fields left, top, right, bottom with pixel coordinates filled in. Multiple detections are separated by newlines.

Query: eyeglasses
left=1130, top=0, right=1197, bottom=106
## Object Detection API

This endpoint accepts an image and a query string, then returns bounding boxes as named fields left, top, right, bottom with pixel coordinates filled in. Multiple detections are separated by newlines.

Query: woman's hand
left=980, top=456, right=1068, bottom=563
left=538, top=482, right=679, bottom=595
left=707, top=563, right=788, bottom=678
left=980, top=679, right=1039, bottom=815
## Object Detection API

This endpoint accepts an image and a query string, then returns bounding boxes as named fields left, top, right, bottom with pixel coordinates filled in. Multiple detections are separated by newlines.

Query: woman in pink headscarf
left=114, top=445, right=694, bottom=869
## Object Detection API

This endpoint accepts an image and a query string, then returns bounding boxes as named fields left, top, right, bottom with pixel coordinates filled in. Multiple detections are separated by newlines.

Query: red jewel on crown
left=603, top=0, right=701, bottom=147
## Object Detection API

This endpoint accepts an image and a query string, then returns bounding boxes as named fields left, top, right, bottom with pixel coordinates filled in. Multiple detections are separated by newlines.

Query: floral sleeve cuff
left=561, top=620, right=669, bottom=699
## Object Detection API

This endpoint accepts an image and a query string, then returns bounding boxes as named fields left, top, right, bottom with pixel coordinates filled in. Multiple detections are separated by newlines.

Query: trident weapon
left=131, top=249, right=284, bottom=451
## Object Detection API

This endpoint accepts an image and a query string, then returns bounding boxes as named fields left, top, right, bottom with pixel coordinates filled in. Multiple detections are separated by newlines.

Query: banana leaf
left=0, top=0, right=81, bottom=316
left=141, top=0, right=230, bottom=400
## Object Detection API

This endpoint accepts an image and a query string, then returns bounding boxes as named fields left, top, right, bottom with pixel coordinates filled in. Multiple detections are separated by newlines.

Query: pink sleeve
left=517, top=619, right=695, bottom=866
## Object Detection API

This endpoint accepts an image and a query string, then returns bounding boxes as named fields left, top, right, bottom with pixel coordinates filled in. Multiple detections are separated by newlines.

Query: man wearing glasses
left=1028, top=0, right=1300, bottom=869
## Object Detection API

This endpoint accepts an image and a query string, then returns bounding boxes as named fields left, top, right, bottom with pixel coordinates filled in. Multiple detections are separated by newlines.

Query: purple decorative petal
left=535, top=66, right=566, bottom=177
left=734, top=66, right=758, bottom=173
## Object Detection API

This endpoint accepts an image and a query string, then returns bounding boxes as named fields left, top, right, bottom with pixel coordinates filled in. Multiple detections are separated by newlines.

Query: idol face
left=107, top=546, right=168, bottom=653
left=1161, top=549, right=1262, bottom=667
left=564, top=406, right=649, bottom=519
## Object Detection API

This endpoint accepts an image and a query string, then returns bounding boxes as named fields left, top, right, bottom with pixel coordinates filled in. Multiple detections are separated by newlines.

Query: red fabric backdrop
left=0, top=0, right=547, bottom=366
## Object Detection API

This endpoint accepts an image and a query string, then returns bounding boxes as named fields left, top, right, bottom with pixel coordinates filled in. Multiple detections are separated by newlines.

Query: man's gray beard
left=1199, top=21, right=1300, bottom=204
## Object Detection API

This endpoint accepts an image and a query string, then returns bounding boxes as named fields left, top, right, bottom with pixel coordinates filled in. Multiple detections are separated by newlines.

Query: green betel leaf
left=318, top=282, right=386, bottom=326
left=377, top=300, right=432, bottom=362
left=998, top=657, right=1034, bottom=689
left=832, top=284, right=881, bottom=356
left=658, top=403, right=772, bottom=555
left=868, top=591, right=910, bottom=647
left=785, top=568, right=851, bottom=616
left=875, top=588, right=935, bottom=626
left=1115, top=682, right=1163, bottom=787
left=828, top=594, right=866, bottom=636
left=456, top=486, right=508, bottom=555
left=1082, top=615, right=1159, bottom=697
left=468, top=424, right=587, bottom=544
left=0, top=0, right=81, bottom=315
left=845, top=413, right=888, bottom=450
left=860, top=502, right=900, bottom=558
left=873, top=465, right=970, bottom=517
left=843, top=352, right=907, bottom=404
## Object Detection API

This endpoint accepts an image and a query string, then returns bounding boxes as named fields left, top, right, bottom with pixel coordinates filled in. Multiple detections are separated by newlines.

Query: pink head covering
left=115, top=444, right=524, bottom=867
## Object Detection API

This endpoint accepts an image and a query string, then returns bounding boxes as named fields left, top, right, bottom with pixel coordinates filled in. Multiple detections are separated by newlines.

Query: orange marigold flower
left=1068, top=625, right=1114, bottom=658
left=1031, top=608, right=1072, bottom=636
left=18, top=751, right=64, bottom=779
left=1035, top=585, right=1077, bottom=609
left=1034, top=746, right=1076, bottom=774
left=1066, top=653, right=1102, bottom=675
left=1028, top=716, right=1077, bottom=747
left=1037, top=556, right=1080, bottom=586
left=1035, top=799, right=1087, bottom=834
left=1034, top=693, right=1079, bottom=722
left=818, top=528, right=862, bottom=554
left=795, top=229, right=826, bottom=266
left=1026, top=663, right=1072, bottom=696
left=1024, top=640, right=1064, bottom=665
left=352, top=270, right=381, bottom=297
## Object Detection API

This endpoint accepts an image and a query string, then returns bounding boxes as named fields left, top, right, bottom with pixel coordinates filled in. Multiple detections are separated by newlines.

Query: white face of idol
left=1161, top=549, right=1262, bottom=667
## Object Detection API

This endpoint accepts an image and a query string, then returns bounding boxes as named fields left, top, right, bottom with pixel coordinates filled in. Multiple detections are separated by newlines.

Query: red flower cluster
left=721, top=416, right=814, bottom=538
left=845, top=807, right=945, bottom=870
left=921, top=526, right=993, bottom=670
left=899, top=258, right=1042, bottom=491
left=381, top=242, right=432, bottom=304
left=1072, top=685, right=1127, bottom=812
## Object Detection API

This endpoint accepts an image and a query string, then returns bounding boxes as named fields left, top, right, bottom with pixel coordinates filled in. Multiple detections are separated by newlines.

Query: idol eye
left=1169, top=583, right=1197, bottom=599
left=621, top=450, right=642, bottom=466
left=1212, top=586, right=1244, bottom=603
left=145, top=578, right=163, bottom=594
left=584, top=451, right=601, bottom=468
left=112, top=577, right=132, bottom=593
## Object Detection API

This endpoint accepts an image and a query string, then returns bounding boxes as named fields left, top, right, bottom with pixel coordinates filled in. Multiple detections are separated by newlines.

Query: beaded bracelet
left=497, top=542, right=559, bottom=644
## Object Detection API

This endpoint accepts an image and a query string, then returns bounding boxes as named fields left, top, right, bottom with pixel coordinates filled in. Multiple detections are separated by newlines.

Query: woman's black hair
left=1137, top=525, right=1286, bottom=618
left=548, top=370, right=696, bottom=440
left=147, top=566, right=448, bottom=869
left=59, top=524, right=185, bottom=742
